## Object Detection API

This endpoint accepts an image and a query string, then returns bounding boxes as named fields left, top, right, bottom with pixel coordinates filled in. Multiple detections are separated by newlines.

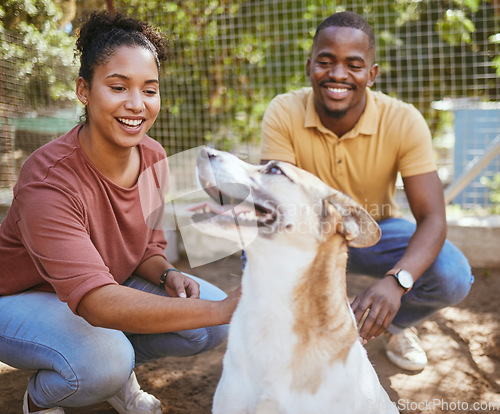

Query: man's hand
left=163, top=270, right=200, bottom=299
left=350, top=276, right=405, bottom=342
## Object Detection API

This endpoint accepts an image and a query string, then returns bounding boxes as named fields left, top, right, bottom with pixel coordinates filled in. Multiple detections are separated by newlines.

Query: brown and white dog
left=193, top=147, right=398, bottom=414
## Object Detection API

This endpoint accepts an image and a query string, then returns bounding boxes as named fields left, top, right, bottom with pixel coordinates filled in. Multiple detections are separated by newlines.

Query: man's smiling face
left=306, top=26, right=378, bottom=132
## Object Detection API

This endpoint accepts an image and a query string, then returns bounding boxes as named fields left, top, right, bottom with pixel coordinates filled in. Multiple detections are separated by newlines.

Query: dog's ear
left=323, top=192, right=381, bottom=248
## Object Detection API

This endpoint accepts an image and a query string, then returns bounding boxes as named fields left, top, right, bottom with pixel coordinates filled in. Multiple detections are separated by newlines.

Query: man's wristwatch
left=385, top=269, right=413, bottom=293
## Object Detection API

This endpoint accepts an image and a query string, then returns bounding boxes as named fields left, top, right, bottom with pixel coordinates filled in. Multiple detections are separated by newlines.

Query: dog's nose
left=197, top=147, right=218, bottom=169
left=205, top=147, right=218, bottom=159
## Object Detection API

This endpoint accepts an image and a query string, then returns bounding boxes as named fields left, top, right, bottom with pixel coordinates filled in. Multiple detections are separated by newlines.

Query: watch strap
left=385, top=268, right=411, bottom=293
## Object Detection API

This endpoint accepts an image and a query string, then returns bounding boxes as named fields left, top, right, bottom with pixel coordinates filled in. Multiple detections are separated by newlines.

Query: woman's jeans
left=0, top=274, right=228, bottom=409
left=348, top=218, right=474, bottom=333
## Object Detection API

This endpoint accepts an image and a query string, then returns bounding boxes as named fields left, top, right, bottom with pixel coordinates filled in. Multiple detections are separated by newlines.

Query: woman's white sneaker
left=106, top=371, right=162, bottom=414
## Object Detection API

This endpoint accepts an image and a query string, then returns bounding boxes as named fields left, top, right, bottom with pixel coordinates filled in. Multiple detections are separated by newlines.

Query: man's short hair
left=313, top=11, right=375, bottom=52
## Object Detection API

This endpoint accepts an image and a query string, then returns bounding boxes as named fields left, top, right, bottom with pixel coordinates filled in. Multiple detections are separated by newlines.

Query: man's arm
left=351, top=171, right=446, bottom=341
left=396, top=171, right=447, bottom=277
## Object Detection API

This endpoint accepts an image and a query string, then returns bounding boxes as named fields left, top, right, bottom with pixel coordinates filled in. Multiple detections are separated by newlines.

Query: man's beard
left=323, top=107, right=348, bottom=119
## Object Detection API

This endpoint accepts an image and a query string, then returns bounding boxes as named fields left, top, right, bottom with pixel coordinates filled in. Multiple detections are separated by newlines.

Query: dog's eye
left=267, top=165, right=283, bottom=175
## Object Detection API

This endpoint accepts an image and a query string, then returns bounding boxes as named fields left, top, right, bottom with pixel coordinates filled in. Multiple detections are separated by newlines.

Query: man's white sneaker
left=384, top=327, right=428, bottom=371
left=106, top=371, right=162, bottom=414
left=23, top=390, right=65, bottom=413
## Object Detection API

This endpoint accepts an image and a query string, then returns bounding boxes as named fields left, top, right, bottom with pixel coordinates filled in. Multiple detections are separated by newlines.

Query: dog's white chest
left=213, top=269, right=398, bottom=414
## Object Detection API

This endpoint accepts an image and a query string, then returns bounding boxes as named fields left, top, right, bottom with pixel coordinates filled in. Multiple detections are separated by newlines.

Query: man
left=260, top=11, right=473, bottom=371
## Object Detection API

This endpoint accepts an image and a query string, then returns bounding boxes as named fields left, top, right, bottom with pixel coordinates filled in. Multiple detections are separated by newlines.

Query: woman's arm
left=77, top=254, right=241, bottom=334
left=77, top=281, right=241, bottom=334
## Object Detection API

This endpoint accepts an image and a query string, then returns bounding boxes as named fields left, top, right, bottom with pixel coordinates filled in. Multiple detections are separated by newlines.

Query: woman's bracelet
left=159, top=268, right=180, bottom=289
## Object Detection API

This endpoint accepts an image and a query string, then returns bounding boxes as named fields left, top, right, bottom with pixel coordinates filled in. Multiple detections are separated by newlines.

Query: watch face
left=397, top=270, right=413, bottom=289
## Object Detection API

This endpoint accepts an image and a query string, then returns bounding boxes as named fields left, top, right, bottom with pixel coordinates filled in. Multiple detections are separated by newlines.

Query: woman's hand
left=163, top=270, right=200, bottom=299
left=218, top=285, right=242, bottom=324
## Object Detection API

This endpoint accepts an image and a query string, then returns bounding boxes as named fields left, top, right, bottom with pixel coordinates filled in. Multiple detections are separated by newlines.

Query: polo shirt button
left=337, top=160, right=342, bottom=164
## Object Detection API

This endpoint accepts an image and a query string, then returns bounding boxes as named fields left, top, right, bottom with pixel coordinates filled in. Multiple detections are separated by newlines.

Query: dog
left=192, top=147, right=399, bottom=414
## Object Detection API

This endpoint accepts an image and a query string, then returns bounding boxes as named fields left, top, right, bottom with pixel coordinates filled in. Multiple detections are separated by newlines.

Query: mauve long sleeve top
left=0, top=124, right=169, bottom=314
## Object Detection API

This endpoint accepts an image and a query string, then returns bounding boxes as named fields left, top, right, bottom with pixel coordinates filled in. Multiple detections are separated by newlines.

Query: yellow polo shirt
left=260, top=87, right=436, bottom=221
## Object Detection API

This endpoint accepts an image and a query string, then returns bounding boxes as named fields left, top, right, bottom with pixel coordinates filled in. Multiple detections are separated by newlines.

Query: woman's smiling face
left=77, top=45, right=161, bottom=151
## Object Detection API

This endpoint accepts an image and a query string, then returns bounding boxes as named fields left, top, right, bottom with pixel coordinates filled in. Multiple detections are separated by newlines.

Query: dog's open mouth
left=190, top=183, right=276, bottom=228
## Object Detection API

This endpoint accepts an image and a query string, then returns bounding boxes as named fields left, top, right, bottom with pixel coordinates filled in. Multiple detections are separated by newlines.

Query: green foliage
left=373, top=0, right=499, bottom=138
left=490, top=32, right=500, bottom=76
left=480, top=173, right=500, bottom=213
left=111, top=0, right=316, bottom=152
left=0, top=0, right=77, bottom=112
left=107, top=0, right=499, bottom=152
left=6, top=0, right=497, bottom=152
left=436, top=9, right=476, bottom=45
left=435, top=0, right=480, bottom=45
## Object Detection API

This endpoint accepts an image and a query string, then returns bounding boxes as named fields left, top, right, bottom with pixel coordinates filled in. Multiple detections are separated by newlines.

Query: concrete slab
left=446, top=215, right=500, bottom=268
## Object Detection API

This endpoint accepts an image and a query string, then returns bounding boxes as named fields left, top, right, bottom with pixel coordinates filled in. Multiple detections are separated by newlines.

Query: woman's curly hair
left=76, top=11, right=168, bottom=85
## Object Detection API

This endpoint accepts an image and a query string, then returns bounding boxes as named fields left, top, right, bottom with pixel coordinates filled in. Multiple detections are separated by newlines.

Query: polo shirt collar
left=304, top=87, right=379, bottom=139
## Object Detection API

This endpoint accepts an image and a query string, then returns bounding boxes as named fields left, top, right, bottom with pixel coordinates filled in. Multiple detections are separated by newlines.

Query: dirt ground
left=1, top=254, right=499, bottom=414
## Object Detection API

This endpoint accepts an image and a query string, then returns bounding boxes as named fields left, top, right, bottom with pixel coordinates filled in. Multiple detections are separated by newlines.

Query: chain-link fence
left=1, top=0, right=499, bottom=209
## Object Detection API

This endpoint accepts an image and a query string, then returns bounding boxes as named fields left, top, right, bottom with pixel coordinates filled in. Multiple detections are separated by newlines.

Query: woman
left=0, top=11, right=239, bottom=414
